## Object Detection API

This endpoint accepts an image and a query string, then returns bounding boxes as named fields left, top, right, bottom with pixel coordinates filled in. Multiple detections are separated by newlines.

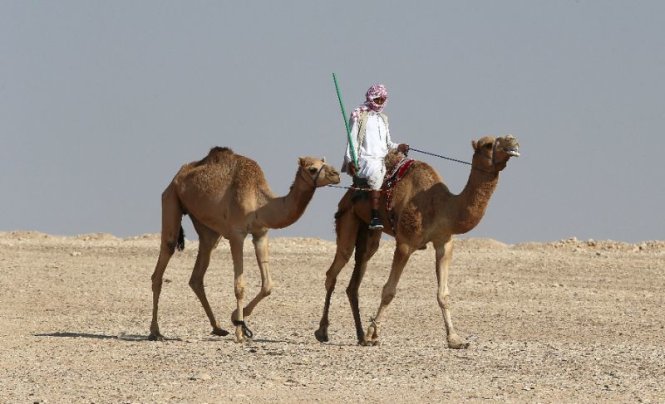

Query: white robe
left=343, top=111, right=398, bottom=190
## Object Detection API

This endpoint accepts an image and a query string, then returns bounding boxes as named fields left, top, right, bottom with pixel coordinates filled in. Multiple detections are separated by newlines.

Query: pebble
left=190, top=373, right=212, bottom=381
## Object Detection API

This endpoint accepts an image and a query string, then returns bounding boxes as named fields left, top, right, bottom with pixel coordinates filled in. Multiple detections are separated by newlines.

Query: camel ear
left=471, top=140, right=478, bottom=150
left=298, top=157, right=306, bottom=167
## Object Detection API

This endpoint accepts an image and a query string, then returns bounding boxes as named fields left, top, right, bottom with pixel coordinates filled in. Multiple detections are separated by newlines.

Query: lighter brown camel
left=315, top=135, right=519, bottom=348
left=149, top=146, right=340, bottom=342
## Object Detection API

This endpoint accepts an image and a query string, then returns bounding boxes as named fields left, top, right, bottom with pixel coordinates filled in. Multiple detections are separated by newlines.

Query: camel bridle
left=307, top=164, right=326, bottom=188
left=491, top=138, right=499, bottom=168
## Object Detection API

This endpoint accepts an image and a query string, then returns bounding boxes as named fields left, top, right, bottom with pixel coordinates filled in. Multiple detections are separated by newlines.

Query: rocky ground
left=1, top=231, right=664, bottom=403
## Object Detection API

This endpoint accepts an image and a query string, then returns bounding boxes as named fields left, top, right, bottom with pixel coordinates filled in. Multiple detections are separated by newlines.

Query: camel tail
left=176, top=225, right=185, bottom=251
left=160, top=181, right=187, bottom=253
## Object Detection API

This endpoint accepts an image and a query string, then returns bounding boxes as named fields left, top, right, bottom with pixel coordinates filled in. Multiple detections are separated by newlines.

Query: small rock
left=70, top=251, right=82, bottom=257
left=190, top=373, right=212, bottom=381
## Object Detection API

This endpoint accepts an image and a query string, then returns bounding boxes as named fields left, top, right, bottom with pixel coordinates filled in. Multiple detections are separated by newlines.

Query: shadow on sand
left=33, top=332, right=180, bottom=342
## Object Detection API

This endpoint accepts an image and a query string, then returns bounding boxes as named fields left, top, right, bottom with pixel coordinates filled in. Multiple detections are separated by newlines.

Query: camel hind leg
left=149, top=183, right=185, bottom=341
left=228, top=233, right=250, bottom=343
left=188, top=217, right=229, bottom=337
left=347, top=226, right=382, bottom=344
left=315, top=192, right=360, bottom=343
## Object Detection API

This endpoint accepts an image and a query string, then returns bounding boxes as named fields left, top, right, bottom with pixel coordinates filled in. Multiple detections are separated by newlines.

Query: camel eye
left=308, top=167, right=319, bottom=174
left=484, top=143, right=493, bottom=150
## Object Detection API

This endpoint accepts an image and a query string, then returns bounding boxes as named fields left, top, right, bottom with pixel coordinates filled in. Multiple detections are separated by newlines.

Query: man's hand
left=347, top=163, right=357, bottom=176
left=398, top=143, right=410, bottom=154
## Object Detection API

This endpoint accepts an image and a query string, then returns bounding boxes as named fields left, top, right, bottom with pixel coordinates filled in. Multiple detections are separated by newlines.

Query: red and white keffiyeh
left=350, top=84, right=388, bottom=121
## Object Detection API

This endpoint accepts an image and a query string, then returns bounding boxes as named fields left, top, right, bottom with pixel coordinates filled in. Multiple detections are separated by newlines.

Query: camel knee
left=437, top=293, right=450, bottom=309
left=324, top=275, right=337, bottom=291
left=367, top=238, right=380, bottom=256
left=188, top=274, right=203, bottom=291
left=151, top=278, right=162, bottom=294
left=345, top=284, right=357, bottom=299
left=164, top=240, right=178, bottom=255
left=346, top=273, right=363, bottom=297
left=151, top=265, right=166, bottom=291
left=234, top=282, right=245, bottom=300
left=381, top=287, right=397, bottom=305
left=161, top=227, right=184, bottom=255
left=336, top=247, right=354, bottom=264
left=324, top=258, right=349, bottom=290
left=324, top=266, right=344, bottom=290
left=261, top=282, right=272, bottom=297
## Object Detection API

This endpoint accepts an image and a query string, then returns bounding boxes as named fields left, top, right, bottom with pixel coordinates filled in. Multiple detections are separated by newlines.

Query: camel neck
left=256, top=170, right=315, bottom=229
left=451, top=167, right=499, bottom=234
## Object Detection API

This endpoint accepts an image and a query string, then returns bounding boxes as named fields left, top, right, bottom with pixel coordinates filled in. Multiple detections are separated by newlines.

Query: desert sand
left=1, top=231, right=664, bottom=403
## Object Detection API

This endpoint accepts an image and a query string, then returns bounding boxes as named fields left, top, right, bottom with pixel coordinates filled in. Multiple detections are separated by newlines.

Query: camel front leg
left=363, top=242, right=413, bottom=346
left=434, top=237, right=469, bottom=349
left=315, top=200, right=360, bottom=343
left=237, top=231, right=271, bottom=319
left=314, top=243, right=354, bottom=343
left=229, top=235, right=249, bottom=343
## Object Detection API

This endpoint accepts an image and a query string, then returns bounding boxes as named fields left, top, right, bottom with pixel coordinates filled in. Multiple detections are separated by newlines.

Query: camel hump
left=195, top=146, right=234, bottom=166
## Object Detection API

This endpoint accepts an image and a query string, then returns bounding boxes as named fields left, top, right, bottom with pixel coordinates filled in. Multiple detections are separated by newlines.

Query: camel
left=149, top=146, right=340, bottom=342
left=314, top=135, right=519, bottom=348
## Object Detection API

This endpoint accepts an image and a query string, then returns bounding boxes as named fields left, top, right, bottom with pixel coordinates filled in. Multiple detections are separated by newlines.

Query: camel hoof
left=447, top=334, right=470, bottom=349
left=211, top=327, right=229, bottom=337
left=314, top=329, right=329, bottom=343
left=359, top=339, right=379, bottom=347
left=148, top=332, right=164, bottom=341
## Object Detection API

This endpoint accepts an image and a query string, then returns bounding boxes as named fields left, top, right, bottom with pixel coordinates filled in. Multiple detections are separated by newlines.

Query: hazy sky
left=1, top=1, right=663, bottom=244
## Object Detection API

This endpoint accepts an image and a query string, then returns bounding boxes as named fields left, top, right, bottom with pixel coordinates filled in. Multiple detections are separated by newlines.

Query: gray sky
left=1, top=1, right=663, bottom=244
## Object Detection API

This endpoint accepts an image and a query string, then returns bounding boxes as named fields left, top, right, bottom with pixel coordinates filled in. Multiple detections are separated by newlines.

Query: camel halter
left=310, top=164, right=325, bottom=188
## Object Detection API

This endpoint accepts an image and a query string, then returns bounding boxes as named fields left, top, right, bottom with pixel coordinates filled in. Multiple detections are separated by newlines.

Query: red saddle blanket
left=383, top=158, right=415, bottom=212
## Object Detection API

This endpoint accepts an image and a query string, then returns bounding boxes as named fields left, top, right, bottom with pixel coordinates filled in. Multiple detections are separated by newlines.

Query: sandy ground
left=1, top=231, right=664, bottom=403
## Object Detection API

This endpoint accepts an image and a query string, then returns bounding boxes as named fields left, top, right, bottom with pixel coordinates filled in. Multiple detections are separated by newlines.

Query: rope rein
left=327, top=146, right=479, bottom=192
left=409, top=147, right=472, bottom=166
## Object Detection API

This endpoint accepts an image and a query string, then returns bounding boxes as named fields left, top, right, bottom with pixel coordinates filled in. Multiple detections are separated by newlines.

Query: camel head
left=471, top=134, right=520, bottom=173
left=298, top=156, right=341, bottom=187
left=384, top=148, right=408, bottom=173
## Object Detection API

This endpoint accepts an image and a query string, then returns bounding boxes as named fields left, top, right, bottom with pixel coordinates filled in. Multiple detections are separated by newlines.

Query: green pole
left=332, top=73, right=358, bottom=170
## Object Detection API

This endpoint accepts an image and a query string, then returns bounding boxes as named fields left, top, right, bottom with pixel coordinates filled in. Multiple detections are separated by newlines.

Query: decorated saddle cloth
left=382, top=157, right=415, bottom=212
left=350, top=156, right=415, bottom=212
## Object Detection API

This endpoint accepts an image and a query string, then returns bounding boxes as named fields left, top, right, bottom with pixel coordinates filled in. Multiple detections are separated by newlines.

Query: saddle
left=350, top=157, right=416, bottom=230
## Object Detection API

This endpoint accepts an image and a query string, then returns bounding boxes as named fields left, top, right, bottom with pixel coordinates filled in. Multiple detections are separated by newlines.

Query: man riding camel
left=342, top=83, right=409, bottom=230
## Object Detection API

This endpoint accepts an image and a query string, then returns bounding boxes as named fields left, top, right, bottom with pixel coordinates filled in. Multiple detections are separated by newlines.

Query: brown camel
left=314, top=135, right=519, bottom=348
left=149, top=146, right=340, bottom=342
